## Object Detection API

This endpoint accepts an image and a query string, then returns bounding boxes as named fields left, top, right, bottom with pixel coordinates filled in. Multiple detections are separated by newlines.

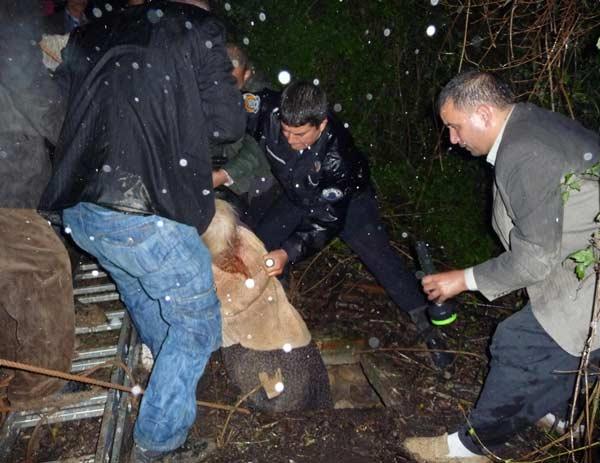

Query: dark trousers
left=254, top=187, right=427, bottom=313
left=459, top=304, right=600, bottom=454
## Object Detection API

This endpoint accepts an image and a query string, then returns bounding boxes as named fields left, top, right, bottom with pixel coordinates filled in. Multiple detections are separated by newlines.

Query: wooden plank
left=359, top=354, right=404, bottom=407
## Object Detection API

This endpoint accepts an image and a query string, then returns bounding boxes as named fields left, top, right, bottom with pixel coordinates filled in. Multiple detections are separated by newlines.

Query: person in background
left=39, top=1, right=245, bottom=461
left=403, top=71, right=600, bottom=463
left=252, top=81, right=455, bottom=370
left=210, top=42, right=278, bottom=228
left=44, top=0, right=89, bottom=34
left=0, top=0, right=74, bottom=419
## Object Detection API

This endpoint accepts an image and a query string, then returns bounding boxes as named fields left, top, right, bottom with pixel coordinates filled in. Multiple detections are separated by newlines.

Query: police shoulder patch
left=321, top=187, right=344, bottom=202
left=243, top=92, right=261, bottom=114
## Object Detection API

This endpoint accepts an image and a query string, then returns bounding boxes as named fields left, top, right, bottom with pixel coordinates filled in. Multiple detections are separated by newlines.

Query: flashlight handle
left=415, top=241, right=436, bottom=276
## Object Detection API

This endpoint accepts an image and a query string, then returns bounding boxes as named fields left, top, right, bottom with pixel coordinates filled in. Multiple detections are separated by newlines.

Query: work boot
left=129, top=438, right=216, bottom=463
left=408, top=306, right=455, bottom=370
left=402, top=434, right=489, bottom=463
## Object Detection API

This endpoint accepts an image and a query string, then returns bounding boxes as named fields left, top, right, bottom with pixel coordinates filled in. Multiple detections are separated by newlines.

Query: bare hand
left=212, top=169, right=229, bottom=188
left=422, top=270, right=468, bottom=303
left=263, top=249, right=289, bottom=277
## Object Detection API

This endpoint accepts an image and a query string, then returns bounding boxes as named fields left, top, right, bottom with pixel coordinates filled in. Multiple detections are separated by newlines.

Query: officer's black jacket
left=255, top=98, right=370, bottom=263
left=40, top=1, right=245, bottom=234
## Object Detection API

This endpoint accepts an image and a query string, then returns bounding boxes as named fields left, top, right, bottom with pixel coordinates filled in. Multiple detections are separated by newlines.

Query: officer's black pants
left=254, top=187, right=427, bottom=313
left=459, top=304, right=600, bottom=454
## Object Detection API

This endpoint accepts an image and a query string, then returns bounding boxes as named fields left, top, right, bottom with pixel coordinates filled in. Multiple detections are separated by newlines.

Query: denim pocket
left=97, top=218, right=179, bottom=275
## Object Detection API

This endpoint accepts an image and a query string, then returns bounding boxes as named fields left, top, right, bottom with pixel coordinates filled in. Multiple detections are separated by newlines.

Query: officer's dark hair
left=438, top=71, right=515, bottom=112
left=280, top=81, right=328, bottom=127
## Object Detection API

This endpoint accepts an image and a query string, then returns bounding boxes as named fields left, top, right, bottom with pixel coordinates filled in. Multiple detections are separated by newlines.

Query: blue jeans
left=63, top=203, right=221, bottom=452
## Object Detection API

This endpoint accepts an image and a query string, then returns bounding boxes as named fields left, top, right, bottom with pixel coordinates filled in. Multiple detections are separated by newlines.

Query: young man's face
left=439, top=99, right=493, bottom=157
left=281, top=119, right=327, bottom=151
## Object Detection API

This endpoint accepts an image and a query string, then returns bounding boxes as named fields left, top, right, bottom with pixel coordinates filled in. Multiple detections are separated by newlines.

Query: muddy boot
left=129, top=438, right=216, bottom=463
left=408, top=306, right=454, bottom=370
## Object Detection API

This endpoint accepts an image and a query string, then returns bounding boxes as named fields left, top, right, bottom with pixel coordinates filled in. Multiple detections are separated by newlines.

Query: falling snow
left=278, top=70, right=291, bottom=85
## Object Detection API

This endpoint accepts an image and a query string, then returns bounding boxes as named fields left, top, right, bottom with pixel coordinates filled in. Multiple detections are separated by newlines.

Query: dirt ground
left=8, top=244, right=565, bottom=463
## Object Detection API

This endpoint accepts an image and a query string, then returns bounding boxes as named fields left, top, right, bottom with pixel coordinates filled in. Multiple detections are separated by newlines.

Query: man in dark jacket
left=253, top=81, right=452, bottom=368
left=40, top=1, right=245, bottom=460
left=0, top=0, right=74, bottom=412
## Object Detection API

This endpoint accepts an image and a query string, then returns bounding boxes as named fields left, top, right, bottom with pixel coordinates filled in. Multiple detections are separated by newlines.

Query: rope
left=0, top=358, right=250, bottom=415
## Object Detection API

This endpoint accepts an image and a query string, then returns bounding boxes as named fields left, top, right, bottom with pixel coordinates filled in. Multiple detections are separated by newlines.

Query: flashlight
left=415, top=241, right=457, bottom=326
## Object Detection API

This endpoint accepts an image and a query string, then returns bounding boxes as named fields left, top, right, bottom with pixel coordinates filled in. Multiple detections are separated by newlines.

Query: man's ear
left=318, top=118, right=328, bottom=133
left=475, top=104, right=494, bottom=127
left=243, top=69, right=252, bottom=86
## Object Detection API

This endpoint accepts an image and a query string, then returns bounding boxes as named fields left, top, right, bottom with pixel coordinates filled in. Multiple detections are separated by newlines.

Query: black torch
left=414, top=241, right=457, bottom=326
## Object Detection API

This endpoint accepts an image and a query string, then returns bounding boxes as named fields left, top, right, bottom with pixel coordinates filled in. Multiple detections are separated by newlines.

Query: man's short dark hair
left=280, top=81, right=328, bottom=127
left=438, top=71, right=515, bottom=111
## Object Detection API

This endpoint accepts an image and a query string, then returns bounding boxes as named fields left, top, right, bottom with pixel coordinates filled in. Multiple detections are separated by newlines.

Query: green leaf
left=584, top=162, right=600, bottom=177
left=563, top=173, right=581, bottom=191
left=569, top=247, right=595, bottom=280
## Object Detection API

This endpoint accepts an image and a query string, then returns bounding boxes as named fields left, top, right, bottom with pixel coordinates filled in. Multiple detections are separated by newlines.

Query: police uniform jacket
left=257, top=104, right=370, bottom=263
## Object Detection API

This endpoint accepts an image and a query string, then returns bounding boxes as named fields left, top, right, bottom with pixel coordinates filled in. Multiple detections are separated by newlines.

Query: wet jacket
left=257, top=101, right=370, bottom=263
left=0, top=13, right=64, bottom=208
left=40, top=1, right=246, bottom=234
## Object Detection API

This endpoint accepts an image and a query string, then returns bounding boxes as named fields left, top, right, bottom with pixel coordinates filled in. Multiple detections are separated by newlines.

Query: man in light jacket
left=403, top=71, right=600, bottom=462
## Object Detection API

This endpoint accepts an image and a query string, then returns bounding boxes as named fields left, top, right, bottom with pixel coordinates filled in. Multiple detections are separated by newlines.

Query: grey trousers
left=459, top=304, right=600, bottom=454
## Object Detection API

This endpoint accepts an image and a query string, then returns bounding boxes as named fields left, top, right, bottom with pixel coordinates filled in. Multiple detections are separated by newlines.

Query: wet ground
left=7, top=243, right=569, bottom=462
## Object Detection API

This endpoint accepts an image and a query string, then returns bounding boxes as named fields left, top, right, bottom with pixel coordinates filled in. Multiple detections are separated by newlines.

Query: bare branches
left=443, top=0, right=600, bottom=116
